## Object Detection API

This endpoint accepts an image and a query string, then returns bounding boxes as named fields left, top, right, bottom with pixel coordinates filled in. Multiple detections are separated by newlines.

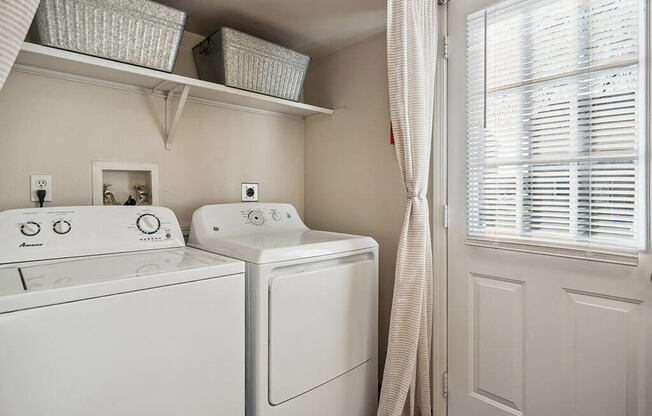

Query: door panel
left=447, top=0, right=652, bottom=415
left=563, top=291, right=644, bottom=416
left=471, top=274, right=524, bottom=414
left=268, top=258, right=376, bottom=405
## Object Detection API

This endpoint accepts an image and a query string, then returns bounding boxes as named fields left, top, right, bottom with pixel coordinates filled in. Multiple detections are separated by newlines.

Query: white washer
left=0, top=206, right=245, bottom=416
left=189, top=203, right=378, bottom=416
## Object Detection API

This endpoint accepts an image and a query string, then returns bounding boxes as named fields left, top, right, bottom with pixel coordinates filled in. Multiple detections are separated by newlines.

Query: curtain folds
left=0, top=0, right=39, bottom=91
left=378, top=1, right=438, bottom=415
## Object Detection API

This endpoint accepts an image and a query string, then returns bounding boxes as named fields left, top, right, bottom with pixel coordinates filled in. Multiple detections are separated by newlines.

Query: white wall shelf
left=13, top=42, right=333, bottom=149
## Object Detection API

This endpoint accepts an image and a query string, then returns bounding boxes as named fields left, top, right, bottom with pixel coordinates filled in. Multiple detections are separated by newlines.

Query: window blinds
left=466, top=0, right=646, bottom=257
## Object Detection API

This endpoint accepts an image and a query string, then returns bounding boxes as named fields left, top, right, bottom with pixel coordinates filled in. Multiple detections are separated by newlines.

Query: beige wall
left=0, top=32, right=304, bottom=226
left=303, top=33, right=404, bottom=376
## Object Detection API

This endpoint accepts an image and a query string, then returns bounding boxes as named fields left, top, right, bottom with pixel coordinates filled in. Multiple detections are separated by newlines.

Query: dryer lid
left=188, top=203, right=378, bottom=263
left=191, top=229, right=377, bottom=264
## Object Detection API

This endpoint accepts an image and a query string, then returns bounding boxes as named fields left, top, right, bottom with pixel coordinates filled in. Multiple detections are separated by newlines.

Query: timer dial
left=53, top=220, right=72, bottom=235
left=21, top=221, right=41, bottom=236
left=248, top=210, right=265, bottom=226
left=137, top=214, right=161, bottom=234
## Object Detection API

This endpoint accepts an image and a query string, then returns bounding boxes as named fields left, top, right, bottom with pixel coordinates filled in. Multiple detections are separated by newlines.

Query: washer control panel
left=0, top=206, right=184, bottom=264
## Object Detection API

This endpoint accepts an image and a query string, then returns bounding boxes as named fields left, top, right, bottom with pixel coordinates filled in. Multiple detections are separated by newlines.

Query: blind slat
left=466, top=0, right=645, bottom=252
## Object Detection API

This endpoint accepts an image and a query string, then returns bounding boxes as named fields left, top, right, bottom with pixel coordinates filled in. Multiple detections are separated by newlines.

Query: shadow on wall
left=303, top=32, right=406, bottom=378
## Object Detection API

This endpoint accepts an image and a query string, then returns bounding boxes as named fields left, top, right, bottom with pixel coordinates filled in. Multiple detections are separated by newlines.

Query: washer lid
left=21, top=247, right=243, bottom=291
left=0, top=247, right=244, bottom=313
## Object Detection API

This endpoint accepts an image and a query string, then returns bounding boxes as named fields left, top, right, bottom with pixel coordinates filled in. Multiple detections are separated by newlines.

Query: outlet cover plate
left=242, top=183, right=259, bottom=202
left=30, top=175, right=52, bottom=202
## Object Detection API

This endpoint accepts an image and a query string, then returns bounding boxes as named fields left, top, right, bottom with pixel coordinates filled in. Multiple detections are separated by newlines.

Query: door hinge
left=443, top=204, right=449, bottom=229
left=443, top=35, right=449, bottom=60
left=442, top=372, right=448, bottom=397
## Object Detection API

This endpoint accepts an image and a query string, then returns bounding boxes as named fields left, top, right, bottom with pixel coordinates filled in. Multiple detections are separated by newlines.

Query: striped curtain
left=0, top=0, right=39, bottom=91
left=378, top=1, right=438, bottom=415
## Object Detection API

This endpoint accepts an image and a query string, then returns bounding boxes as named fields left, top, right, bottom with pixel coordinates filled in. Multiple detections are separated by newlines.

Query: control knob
left=137, top=214, right=161, bottom=234
left=248, top=210, right=265, bottom=226
left=21, top=221, right=40, bottom=236
left=53, top=220, right=72, bottom=235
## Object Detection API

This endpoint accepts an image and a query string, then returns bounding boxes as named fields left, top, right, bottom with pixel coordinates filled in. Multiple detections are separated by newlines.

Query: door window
left=466, top=0, right=646, bottom=262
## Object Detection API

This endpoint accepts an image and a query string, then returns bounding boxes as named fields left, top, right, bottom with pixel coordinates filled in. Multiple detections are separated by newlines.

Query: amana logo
left=19, top=242, right=43, bottom=248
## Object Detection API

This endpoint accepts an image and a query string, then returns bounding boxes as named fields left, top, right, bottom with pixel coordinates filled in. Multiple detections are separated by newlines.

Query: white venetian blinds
left=466, top=0, right=645, bottom=254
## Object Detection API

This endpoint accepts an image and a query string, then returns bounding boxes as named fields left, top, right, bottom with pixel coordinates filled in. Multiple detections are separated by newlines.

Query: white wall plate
left=30, top=174, right=52, bottom=202
left=241, top=183, right=259, bottom=202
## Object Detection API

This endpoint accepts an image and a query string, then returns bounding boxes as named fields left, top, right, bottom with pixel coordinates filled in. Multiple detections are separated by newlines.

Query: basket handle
left=196, top=38, right=213, bottom=55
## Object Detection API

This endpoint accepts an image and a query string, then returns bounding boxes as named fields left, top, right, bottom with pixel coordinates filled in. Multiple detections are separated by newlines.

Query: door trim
left=432, top=3, right=449, bottom=415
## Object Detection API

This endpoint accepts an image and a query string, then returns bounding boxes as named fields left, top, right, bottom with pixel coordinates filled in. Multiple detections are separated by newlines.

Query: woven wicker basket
left=34, top=0, right=186, bottom=72
left=193, top=28, right=311, bottom=102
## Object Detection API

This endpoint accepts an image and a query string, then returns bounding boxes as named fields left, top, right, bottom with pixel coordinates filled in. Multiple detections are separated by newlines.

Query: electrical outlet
left=30, top=175, right=52, bottom=202
left=242, top=183, right=259, bottom=202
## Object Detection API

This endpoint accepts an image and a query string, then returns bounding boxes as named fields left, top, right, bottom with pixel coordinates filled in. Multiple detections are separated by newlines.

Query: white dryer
left=0, top=206, right=245, bottom=416
left=189, top=203, right=378, bottom=416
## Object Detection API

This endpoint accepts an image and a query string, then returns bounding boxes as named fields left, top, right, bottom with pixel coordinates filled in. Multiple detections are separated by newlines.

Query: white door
left=447, top=0, right=652, bottom=415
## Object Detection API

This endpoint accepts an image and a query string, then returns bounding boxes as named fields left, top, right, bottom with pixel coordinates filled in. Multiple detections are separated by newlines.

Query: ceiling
left=157, top=0, right=387, bottom=58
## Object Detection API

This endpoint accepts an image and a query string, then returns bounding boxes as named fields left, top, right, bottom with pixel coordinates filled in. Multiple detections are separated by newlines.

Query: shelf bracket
left=165, top=84, right=190, bottom=150
left=152, top=79, right=172, bottom=94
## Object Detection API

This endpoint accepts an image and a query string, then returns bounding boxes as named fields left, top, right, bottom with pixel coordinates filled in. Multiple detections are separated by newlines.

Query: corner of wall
left=302, top=31, right=400, bottom=376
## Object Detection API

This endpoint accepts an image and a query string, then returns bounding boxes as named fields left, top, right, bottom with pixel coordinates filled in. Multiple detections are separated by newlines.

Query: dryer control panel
left=240, top=206, right=300, bottom=228
left=190, top=203, right=308, bottom=240
left=0, top=206, right=184, bottom=264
